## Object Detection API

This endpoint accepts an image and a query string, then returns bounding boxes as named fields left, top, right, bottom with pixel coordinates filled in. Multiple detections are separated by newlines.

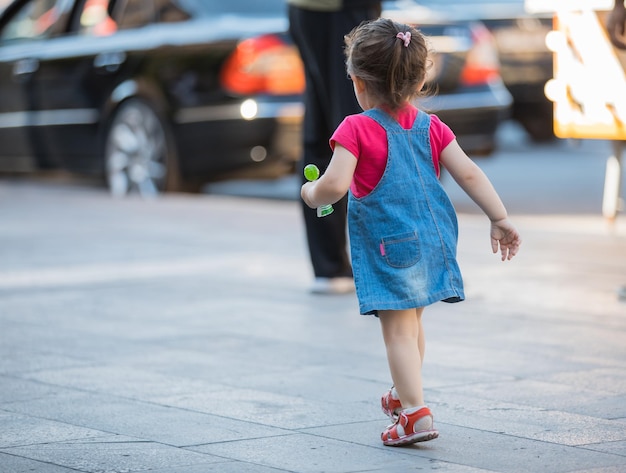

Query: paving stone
left=153, top=387, right=383, bottom=430
left=19, top=364, right=221, bottom=401
left=540, top=368, right=626, bottom=397
left=147, top=460, right=293, bottom=473
left=580, top=440, right=626, bottom=457
left=189, top=433, right=476, bottom=473
left=0, top=345, right=92, bottom=377
left=3, top=391, right=291, bottom=447
left=428, top=392, right=626, bottom=446
left=1, top=435, right=223, bottom=473
left=0, top=412, right=106, bottom=449
left=439, top=378, right=619, bottom=416
left=0, top=452, right=77, bottom=473
left=0, top=376, right=73, bottom=405
left=303, top=421, right=626, bottom=473
left=571, top=467, right=626, bottom=473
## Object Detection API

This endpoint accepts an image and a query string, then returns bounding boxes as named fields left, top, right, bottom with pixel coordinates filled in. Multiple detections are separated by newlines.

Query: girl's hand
left=490, top=218, right=521, bottom=261
left=301, top=181, right=317, bottom=209
left=300, top=145, right=357, bottom=209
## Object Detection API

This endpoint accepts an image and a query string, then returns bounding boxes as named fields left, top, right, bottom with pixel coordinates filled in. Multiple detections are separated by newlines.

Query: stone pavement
left=1, top=178, right=626, bottom=473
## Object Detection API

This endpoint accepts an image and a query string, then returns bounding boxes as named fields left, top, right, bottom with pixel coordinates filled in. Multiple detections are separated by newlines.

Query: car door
left=0, top=0, right=89, bottom=170
left=0, top=0, right=135, bottom=174
left=0, top=0, right=63, bottom=170
left=20, top=0, right=128, bottom=172
left=0, top=45, right=36, bottom=170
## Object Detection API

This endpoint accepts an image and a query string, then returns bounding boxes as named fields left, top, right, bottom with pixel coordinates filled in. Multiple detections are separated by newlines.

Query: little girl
left=301, top=18, right=521, bottom=446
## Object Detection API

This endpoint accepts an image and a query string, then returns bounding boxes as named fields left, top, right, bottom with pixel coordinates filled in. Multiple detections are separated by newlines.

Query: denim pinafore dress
left=348, top=108, right=465, bottom=315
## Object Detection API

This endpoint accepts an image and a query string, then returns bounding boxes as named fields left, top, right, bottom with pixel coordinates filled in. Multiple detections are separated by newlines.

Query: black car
left=0, top=0, right=307, bottom=195
left=0, top=0, right=512, bottom=196
left=409, top=0, right=554, bottom=141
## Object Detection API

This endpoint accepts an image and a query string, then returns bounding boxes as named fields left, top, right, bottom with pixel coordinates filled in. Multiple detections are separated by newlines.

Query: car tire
left=104, top=99, right=182, bottom=197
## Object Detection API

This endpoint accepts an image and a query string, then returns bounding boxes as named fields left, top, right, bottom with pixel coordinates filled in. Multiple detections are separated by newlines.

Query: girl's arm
left=301, top=144, right=357, bottom=208
left=440, top=139, right=521, bottom=260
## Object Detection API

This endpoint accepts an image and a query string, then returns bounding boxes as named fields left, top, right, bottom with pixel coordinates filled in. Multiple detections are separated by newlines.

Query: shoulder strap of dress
left=362, top=108, right=396, bottom=130
left=412, top=108, right=431, bottom=130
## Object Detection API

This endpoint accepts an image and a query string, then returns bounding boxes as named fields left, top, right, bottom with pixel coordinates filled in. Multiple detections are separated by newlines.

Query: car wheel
left=104, top=99, right=181, bottom=197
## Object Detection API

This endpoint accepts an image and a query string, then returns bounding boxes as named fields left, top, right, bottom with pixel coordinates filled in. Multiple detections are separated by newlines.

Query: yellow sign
left=545, top=8, right=626, bottom=139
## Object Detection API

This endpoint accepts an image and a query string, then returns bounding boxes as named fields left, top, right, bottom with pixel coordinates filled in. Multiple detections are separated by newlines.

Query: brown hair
left=344, top=18, right=432, bottom=111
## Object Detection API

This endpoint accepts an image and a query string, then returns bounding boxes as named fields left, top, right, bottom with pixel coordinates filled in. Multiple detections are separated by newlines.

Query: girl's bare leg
left=379, top=308, right=425, bottom=409
left=417, top=310, right=425, bottom=366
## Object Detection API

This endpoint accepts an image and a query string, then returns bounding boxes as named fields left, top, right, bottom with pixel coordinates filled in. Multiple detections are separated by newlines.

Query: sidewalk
left=1, top=180, right=625, bottom=473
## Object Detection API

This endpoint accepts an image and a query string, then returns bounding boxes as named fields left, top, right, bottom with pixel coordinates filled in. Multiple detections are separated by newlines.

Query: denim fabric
left=348, top=108, right=465, bottom=315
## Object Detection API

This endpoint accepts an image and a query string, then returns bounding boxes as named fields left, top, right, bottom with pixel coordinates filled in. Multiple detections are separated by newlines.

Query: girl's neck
left=378, top=101, right=414, bottom=116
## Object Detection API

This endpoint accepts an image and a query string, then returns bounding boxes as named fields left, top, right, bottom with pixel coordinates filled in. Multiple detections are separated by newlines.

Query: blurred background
left=0, top=0, right=623, bottom=220
left=0, top=0, right=556, bottom=193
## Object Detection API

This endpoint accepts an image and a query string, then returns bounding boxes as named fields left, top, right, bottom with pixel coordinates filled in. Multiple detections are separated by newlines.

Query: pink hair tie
left=396, top=31, right=411, bottom=47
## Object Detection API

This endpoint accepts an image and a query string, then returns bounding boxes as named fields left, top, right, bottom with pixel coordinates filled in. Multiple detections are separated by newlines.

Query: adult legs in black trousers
left=288, top=5, right=380, bottom=290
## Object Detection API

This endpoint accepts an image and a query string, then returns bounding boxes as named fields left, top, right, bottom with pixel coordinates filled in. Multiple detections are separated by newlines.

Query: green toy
left=303, top=164, right=334, bottom=217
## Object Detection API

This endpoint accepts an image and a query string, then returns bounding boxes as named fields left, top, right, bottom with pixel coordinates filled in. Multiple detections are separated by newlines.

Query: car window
left=78, top=0, right=117, bottom=35
left=154, top=0, right=190, bottom=23
left=0, top=0, right=73, bottom=41
left=417, top=0, right=522, bottom=3
left=112, top=0, right=155, bottom=29
left=106, top=0, right=190, bottom=30
left=75, top=0, right=283, bottom=36
left=178, top=0, right=286, bottom=16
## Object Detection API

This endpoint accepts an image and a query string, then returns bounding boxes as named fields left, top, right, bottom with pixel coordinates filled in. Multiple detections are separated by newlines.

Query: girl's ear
left=353, top=76, right=367, bottom=93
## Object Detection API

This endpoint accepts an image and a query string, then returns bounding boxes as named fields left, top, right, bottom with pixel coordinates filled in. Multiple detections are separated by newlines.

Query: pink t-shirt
left=330, top=105, right=455, bottom=198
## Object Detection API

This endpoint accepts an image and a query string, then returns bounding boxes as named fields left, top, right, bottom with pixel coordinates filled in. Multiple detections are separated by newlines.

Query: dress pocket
left=380, top=231, right=421, bottom=268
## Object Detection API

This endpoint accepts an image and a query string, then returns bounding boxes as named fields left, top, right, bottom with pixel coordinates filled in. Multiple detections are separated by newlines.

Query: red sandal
left=381, top=406, right=439, bottom=446
left=381, top=386, right=402, bottom=420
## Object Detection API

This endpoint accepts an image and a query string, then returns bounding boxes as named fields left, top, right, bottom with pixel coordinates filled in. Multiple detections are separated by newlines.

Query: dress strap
left=362, top=108, right=395, bottom=129
left=411, top=107, right=431, bottom=131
